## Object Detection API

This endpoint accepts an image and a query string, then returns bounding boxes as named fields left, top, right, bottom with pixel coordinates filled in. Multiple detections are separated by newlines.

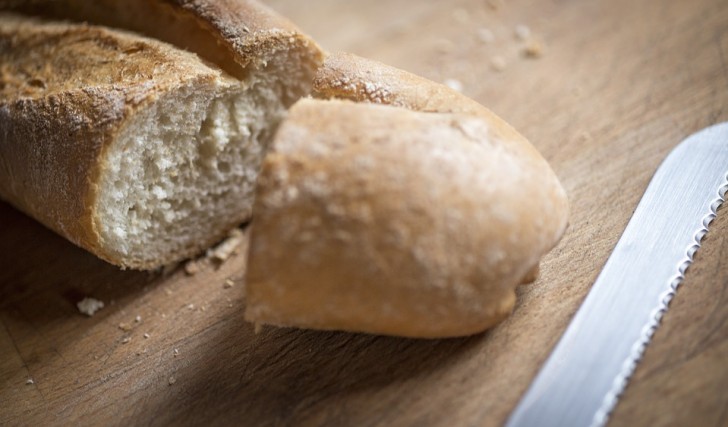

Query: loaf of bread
left=0, top=3, right=323, bottom=269
left=244, top=54, right=569, bottom=338
left=1, top=2, right=568, bottom=337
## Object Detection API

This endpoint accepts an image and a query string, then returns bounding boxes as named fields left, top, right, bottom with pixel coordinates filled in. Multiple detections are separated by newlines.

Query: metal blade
left=506, top=123, right=728, bottom=427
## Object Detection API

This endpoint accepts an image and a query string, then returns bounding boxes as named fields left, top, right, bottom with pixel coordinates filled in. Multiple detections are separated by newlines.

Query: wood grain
left=1, top=0, right=727, bottom=426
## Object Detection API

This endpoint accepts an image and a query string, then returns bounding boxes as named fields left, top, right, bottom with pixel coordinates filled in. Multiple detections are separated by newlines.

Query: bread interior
left=94, top=74, right=286, bottom=268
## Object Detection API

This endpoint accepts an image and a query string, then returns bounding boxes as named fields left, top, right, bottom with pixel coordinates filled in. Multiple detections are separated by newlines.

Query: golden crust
left=4, top=0, right=325, bottom=84
left=245, top=98, right=569, bottom=338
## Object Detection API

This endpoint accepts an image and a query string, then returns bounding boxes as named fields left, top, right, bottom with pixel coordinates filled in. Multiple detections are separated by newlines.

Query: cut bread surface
left=94, top=77, right=285, bottom=267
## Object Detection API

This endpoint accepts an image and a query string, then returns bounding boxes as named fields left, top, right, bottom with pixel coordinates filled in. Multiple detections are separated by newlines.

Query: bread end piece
left=0, top=14, right=284, bottom=269
left=244, top=99, right=569, bottom=338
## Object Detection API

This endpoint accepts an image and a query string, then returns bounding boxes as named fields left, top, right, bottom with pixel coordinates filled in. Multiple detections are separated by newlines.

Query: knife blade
left=506, top=123, right=728, bottom=427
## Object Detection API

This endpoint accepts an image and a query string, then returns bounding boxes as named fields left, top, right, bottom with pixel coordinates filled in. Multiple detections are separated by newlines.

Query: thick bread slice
left=0, top=14, right=286, bottom=269
left=245, top=99, right=569, bottom=338
left=3, top=0, right=325, bottom=102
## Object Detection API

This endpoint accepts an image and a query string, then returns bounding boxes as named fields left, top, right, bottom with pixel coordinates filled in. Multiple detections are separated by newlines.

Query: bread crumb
left=522, top=39, right=545, bottom=58
left=490, top=55, right=507, bottom=71
left=143, top=333, right=150, bottom=339
left=134, top=315, right=142, bottom=323
left=173, top=348, right=179, bottom=357
left=184, top=259, right=200, bottom=275
left=477, top=28, right=495, bottom=43
left=164, top=288, right=173, bottom=296
left=444, top=78, right=464, bottom=92
left=187, top=303, right=195, bottom=310
left=121, top=337, right=131, bottom=344
left=514, top=24, right=531, bottom=40
left=168, top=376, right=176, bottom=385
left=118, top=322, right=132, bottom=332
left=77, top=297, right=104, bottom=317
left=223, top=278, right=234, bottom=289
left=208, top=228, right=244, bottom=264
left=26, top=378, right=34, bottom=385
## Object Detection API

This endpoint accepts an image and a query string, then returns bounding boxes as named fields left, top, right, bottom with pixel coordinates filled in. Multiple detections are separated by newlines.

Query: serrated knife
left=506, top=123, right=728, bottom=427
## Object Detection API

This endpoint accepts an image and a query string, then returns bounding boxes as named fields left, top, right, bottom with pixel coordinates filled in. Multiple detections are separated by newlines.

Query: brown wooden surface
left=1, top=0, right=727, bottom=426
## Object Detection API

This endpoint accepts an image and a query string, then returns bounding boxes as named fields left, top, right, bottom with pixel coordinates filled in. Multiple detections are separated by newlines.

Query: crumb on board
left=26, top=378, right=33, bottom=385
left=207, top=228, right=245, bottom=264
left=143, top=333, right=150, bottom=339
left=168, top=376, right=176, bottom=386
left=184, top=259, right=201, bottom=275
left=223, top=278, right=234, bottom=289
left=118, top=322, right=132, bottom=332
left=522, top=39, right=545, bottom=58
left=77, top=297, right=104, bottom=317
left=490, top=55, right=507, bottom=71
left=173, top=348, right=179, bottom=357
left=477, top=27, right=495, bottom=43
left=187, top=303, right=195, bottom=310
left=121, top=337, right=131, bottom=344
left=444, top=78, right=464, bottom=92
left=135, top=315, right=142, bottom=323
left=514, top=24, right=531, bottom=41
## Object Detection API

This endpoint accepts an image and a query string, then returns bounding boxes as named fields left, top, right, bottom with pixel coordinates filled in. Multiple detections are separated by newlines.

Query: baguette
left=244, top=55, right=569, bottom=338
left=0, top=10, right=321, bottom=269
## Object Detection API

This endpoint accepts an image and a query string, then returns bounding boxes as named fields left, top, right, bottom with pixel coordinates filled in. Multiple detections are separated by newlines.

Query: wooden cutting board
left=1, top=0, right=726, bottom=425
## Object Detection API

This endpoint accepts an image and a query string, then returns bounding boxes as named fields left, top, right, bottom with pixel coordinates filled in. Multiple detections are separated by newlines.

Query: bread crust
left=0, top=14, right=239, bottom=267
left=245, top=98, right=569, bottom=338
left=3, top=0, right=324, bottom=86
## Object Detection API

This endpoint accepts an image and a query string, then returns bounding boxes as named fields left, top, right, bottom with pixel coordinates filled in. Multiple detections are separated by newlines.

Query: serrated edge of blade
left=590, top=172, right=728, bottom=427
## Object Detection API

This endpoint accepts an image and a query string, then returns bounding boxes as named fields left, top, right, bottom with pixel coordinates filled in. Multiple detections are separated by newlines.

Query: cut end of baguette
left=94, top=78, right=284, bottom=269
left=245, top=98, right=569, bottom=338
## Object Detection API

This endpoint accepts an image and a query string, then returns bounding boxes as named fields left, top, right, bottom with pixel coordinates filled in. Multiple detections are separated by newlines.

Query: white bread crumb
left=168, top=376, right=176, bottom=385
left=77, top=297, right=104, bottom=317
left=121, top=337, right=131, bottom=344
left=223, top=278, right=234, bottom=289
left=477, top=28, right=495, bottom=44
left=118, top=322, right=132, bottom=331
left=134, top=315, right=142, bottom=323
left=490, top=56, right=507, bottom=71
left=514, top=24, right=531, bottom=40
left=208, top=228, right=244, bottom=263
left=143, top=333, right=150, bottom=339
left=26, top=378, right=34, bottom=385
left=444, top=78, right=464, bottom=92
